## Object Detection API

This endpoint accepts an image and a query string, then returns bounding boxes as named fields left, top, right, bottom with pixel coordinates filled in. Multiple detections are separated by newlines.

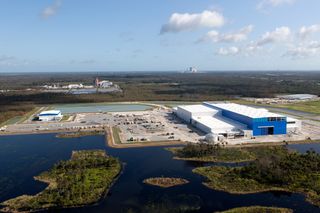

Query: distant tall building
left=185, top=67, right=198, bottom=73
left=95, top=77, right=100, bottom=87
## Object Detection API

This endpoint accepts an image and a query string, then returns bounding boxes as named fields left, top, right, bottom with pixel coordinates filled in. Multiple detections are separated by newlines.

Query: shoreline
left=0, top=150, right=122, bottom=212
left=172, top=156, right=254, bottom=163
left=105, top=126, right=186, bottom=148
left=2, top=129, right=320, bottom=149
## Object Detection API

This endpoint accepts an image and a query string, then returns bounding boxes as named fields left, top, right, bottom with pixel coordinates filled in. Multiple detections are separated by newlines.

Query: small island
left=143, top=177, right=189, bottom=188
left=193, top=148, right=320, bottom=207
left=0, top=150, right=121, bottom=212
left=217, top=206, right=293, bottom=213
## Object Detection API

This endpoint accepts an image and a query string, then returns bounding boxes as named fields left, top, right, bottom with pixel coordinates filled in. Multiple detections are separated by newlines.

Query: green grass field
left=276, top=100, right=320, bottom=114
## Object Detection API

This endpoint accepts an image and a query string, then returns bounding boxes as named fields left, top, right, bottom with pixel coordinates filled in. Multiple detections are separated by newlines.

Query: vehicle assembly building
left=38, top=110, right=63, bottom=122
left=174, top=102, right=301, bottom=137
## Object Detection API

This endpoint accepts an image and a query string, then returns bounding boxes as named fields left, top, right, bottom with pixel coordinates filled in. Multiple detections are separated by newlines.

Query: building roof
left=192, top=114, right=247, bottom=134
left=204, top=102, right=283, bottom=119
left=39, top=110, right=61, bottom=116
left=277, top=94, right=317, bottom=100
left=178, top=105, right=218, bottom=113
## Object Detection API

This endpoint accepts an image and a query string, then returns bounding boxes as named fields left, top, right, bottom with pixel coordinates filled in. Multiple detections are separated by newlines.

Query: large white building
left=174, top=103, right=302, bottom=137
left=175, top=104, right=247, bottom=136
left=38, top=110, right=63, bottom=122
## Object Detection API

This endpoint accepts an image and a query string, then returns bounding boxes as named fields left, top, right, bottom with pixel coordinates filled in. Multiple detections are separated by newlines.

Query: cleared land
left=106, top=126, right=185, bottom=148
left=193, top=148, right=320, bottom=207
left=0, top=150, right=121, bottom=212
left=217, top=206, right=293, bottom=213
left=143, top=177, right=189, bottom=188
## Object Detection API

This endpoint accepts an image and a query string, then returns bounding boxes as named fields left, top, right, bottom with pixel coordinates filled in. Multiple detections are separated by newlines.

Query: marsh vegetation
left=217, top=206, right=293, bottom=213
left=143, top=177, right=189, bottom=188
left=194, top=148, right=320, bottom=206
left=56, top=130, right=105, bottom=138
left=0, top=150, right=121, bottom=212
left=168, top=143, right=287, bottom=163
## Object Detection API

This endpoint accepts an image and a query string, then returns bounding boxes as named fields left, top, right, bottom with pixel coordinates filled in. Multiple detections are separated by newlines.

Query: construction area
left=1, top=102, right=320, bottom=147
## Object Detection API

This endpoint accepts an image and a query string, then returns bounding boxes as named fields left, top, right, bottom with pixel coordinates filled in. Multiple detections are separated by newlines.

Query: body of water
left=52, top=103, right=152, bottom=114
left=0, top=134, right=319, bottom=213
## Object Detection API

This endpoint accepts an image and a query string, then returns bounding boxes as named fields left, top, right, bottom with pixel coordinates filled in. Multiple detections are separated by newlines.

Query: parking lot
left=1, top=107, right=203, bottom=143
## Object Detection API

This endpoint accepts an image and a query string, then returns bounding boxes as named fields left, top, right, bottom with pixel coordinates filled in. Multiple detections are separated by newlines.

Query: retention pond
left=52, top=103, right=152, bottom=114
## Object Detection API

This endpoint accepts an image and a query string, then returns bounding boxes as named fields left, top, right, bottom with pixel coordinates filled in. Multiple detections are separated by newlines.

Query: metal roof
left=204, top=102, right=283, bottom=119
left=39, top=110, right=61, bottom=116
left=192, top=113, right=248, bottom=134
left=178, top=105, right=218, bottom=113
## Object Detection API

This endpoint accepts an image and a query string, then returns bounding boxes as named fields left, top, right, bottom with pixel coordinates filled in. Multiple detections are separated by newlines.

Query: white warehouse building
left=175, top=104, right=248, bottom=136
left=174, top=103, right=302, bottom=137
left=38, top=110, right=63, bottom=122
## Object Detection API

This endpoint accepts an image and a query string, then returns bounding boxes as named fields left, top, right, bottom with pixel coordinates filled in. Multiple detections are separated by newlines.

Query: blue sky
left=0, top=0, right=320, bottom=72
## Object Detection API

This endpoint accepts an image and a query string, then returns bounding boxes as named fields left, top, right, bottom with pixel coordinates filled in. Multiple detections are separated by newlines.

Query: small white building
left=278, top=94, right=318, bottom=100
left=98, top=81, right=113, bottom=88
left=67, top=84, right=84, bottom=89
left=38, top=110, right=63, bottom=122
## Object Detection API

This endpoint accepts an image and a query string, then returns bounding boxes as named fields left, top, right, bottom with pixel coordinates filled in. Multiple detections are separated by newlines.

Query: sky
left=0, top=0, right=320, bottom=72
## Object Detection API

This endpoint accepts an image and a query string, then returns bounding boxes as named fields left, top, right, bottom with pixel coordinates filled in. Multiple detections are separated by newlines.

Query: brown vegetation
left=143, top=177, right=189, bottom=188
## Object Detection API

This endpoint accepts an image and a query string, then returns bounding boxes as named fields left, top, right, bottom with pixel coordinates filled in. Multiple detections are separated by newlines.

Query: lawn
left=276, top=100, right=320, bottom=114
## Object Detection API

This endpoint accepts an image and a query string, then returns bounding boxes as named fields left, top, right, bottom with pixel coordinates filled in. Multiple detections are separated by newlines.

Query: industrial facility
left=277, top=94, right=318, bottom=101
left=38, top=110, right=63, bottom=122
left=95, top=77, right=113, bottom=88
left=174, top=102, right=301, bottom=138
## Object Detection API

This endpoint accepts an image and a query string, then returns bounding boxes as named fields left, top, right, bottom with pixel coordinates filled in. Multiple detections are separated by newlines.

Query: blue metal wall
left=252, top=118, right=287, bottom=136
left=204, top=103, right=287, bottom=136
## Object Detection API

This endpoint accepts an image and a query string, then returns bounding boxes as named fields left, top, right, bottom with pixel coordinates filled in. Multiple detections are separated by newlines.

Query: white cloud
left=298, top=25, right=320, bottom=40
left=160, top=10, right=225, bottom=34
left=0, top=55, right=31, bottom=66
left=257, top=0, right=295, bottom=9
left=257, top=26, right=291, bottom=46
left=0, top=55, right=15, bottom=66
left=41, top=0, right=62, bottom=19
left=284, top=41, right=320, bottom=58
left=199, top=25, right=253, bottom=43
left=217, top=46, right=241, bottom=56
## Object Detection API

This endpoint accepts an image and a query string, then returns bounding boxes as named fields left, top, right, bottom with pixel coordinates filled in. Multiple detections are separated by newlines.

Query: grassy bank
left=0, top=150, right=121, bottom=212
left=193, top=149, right=320, bottom=207
left=168, top=144, right=288, bottom=163
left=56, top=130, right=104, bottom=138
left=0, top=104, right=35, bottom=126
left=234, top=99, right=320, bottom=115
left=217, top=206, right=293, bottom=213
left=112, top=127, right=122, bottom=144
left=143, top=177, right=189, bottom=188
